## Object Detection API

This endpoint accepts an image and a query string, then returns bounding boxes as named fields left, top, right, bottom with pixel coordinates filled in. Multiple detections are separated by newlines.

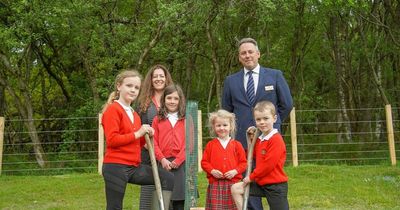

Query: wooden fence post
left=198, top=110, right=203, bottom=172
left=290, top=108, right=298, bottom=167
left=385, top=104, right=396, bottom=166
left=98, top=113, right=104, bottom=175
left=0, top=117, right=4, bottom=175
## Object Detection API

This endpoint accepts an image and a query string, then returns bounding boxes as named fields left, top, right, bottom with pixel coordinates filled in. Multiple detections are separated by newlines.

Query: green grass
left=0, top=165, right=399, bottom=209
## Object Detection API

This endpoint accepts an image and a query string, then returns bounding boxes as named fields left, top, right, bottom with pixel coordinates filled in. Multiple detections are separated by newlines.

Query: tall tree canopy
left=0, top=0, right=399, bottom=166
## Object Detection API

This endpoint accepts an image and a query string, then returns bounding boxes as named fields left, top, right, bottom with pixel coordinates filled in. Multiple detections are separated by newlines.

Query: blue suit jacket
left=222, top=66, right=293, bottom=149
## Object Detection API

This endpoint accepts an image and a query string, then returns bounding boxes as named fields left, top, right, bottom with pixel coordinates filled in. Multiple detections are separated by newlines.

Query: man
left=222, top=37, right=293, bottom=210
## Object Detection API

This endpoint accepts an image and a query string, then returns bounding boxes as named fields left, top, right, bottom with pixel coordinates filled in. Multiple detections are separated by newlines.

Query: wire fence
left=0, top=106, right=399, bottom=175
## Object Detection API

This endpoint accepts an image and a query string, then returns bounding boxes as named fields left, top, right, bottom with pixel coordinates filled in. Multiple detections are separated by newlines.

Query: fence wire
left=0, top=107, right=399, bottom=175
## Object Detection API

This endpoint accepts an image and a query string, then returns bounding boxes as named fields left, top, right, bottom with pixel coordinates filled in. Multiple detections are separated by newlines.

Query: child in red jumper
left=152, top=84, right=187, bottom=210
left=101, top=70, right=173, bottom=210
left=231, top=101, right=289, bottom=210
left=201, top=109, right=247, bottom=210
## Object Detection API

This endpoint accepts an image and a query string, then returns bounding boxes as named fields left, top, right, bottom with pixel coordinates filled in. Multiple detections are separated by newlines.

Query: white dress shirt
left=244, top=64, right=260, bottom=95
left=167, top=112, right=179, bottom=127
left=116, top=100, right=134, bottom=123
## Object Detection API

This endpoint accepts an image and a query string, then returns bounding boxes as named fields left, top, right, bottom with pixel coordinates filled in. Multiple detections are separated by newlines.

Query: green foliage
left=1, top=0, right=400, bottom=166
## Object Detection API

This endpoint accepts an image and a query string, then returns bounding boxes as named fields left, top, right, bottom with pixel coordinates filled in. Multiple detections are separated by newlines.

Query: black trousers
left=102, top=163, right=174, bottom=210
left=250, top=182, right=289, bottom=210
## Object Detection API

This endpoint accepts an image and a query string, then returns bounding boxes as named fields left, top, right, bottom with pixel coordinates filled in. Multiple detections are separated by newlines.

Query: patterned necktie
left=246, top=71, right=255, bottom=105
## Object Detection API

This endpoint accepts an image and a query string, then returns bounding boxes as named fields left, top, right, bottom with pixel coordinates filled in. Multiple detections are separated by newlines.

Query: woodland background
left=0, top=0, right=399, bottom=169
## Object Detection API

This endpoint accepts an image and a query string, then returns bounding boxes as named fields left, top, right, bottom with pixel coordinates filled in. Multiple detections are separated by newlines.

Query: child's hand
left=243, top=176, right=251, bottom=184
left=246, top=126, right=257, bottom=145
left=224, top=169, right=238, bottom=180
left=170, top=160, right=178, bottom=169
left=246, top=126, right=257, bottom=137
left=210, top=169, right=223, bottom=179
left=137, top=124, right=154, bottom=137
left=161, top=158, right=172, bottom=170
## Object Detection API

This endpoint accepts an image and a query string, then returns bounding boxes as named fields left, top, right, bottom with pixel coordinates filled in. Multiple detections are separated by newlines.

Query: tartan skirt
left=206, top=179, right=238, bottom=210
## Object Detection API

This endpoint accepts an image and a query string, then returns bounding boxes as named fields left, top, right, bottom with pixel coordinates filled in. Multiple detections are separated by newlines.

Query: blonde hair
left=101, top=70, right=142, bottom=113
left=208, top=109, right=237, bottom=138
left=253, top=101, right=276, bottom=116
left=137, top=64, right=173, bottom=113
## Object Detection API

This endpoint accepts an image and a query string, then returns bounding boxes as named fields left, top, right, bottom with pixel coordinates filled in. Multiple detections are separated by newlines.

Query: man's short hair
left=238, top=38, right=259, bottom=51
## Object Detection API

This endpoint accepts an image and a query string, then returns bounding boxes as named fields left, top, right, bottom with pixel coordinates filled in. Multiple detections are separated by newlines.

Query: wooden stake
left=0, top=117, right=4, bottom=175
left=385, top=104, right=396, bottom=166
left=98, top=113, right=104, bottom=175
left=145, top=133, right=165, bottom=210
left=242, top=128, right=259, bottom=210
left=290, top=108, right=298, bottom=167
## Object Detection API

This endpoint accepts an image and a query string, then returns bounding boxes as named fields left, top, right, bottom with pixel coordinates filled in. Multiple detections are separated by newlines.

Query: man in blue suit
left=222, top=38, right=293, bottom=210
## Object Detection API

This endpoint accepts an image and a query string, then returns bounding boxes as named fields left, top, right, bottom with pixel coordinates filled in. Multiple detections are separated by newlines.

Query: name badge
left=265, top=85, right=274, bottom=91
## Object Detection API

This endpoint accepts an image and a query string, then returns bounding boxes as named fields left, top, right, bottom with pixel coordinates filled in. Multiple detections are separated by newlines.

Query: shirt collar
left=259, top=129, right=278, bottom=142
left=116, top=100, right=134, bottom=112
left=244, top=64, right=260, bottom=74
left=217, top=136, right=231, bottom=142
left=167, top=112, right=178, bottom=119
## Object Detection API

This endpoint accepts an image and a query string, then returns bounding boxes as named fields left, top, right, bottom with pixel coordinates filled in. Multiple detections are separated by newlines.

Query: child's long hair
left=137, top=64, right=173, bottom=113
left=101, top=70, right=142, bottom=113
left=157, top=84, right=186, bottom=120
left=208, top=109, right=237, bottom=138
left=253, top=101, right=277, bottom=115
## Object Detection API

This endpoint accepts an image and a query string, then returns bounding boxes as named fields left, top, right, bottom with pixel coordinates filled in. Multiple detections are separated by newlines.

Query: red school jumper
left=101, top=102, right=145, bottom=166
left=152, top=116, right=186, bottom=200
left=152, top=117, right=186, bottom=166
left=201, top=138, right=247, bottom=210
left=249, top=132, right=288, bottom=185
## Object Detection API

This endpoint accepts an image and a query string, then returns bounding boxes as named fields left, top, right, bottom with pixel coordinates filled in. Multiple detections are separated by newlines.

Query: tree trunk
left=0, top=52, right=47, bottom=167
left=206, top=4, right=221, bottom=108
left=0, top=82, right=5, bottom=116
left=327, top=14, right=352, bottom=142
left=81, top=46, right=100, bottom=102
left=136, top=22, right=165, bottom=71
left=184, top=41, right=196, bottom=99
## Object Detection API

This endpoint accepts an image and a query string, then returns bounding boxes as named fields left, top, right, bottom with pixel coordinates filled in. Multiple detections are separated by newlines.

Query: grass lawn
left=0, top=164, right=399, bottom=209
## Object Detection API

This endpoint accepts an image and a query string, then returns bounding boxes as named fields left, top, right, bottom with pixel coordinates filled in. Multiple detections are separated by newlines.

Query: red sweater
left=249, top=133, right=288, bottom=185
left=152, top=117, right=186, bottom=166
left=101, top=102, right=145, bottom=166
left=201, top=138, right=247, bottom=183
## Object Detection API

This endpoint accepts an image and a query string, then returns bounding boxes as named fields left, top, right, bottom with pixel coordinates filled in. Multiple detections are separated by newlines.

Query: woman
left=136, top=64, right=174, bottom=210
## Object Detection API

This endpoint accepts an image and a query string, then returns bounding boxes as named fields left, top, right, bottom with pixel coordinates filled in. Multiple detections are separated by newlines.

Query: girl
left=101, top=70, right=173, bottom=210
left=136, top=64, right=174, bottom=210
left=201, top=109, right=247, bottom=210
left=152, top=84, right=186, bottom=210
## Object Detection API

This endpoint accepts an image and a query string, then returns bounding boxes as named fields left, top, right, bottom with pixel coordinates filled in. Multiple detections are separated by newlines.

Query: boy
left=231, top=101, right=289, bottom=210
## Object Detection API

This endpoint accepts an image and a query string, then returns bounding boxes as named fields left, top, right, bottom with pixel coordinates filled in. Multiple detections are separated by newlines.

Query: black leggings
left=102, top=163, right=174, bottom=210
